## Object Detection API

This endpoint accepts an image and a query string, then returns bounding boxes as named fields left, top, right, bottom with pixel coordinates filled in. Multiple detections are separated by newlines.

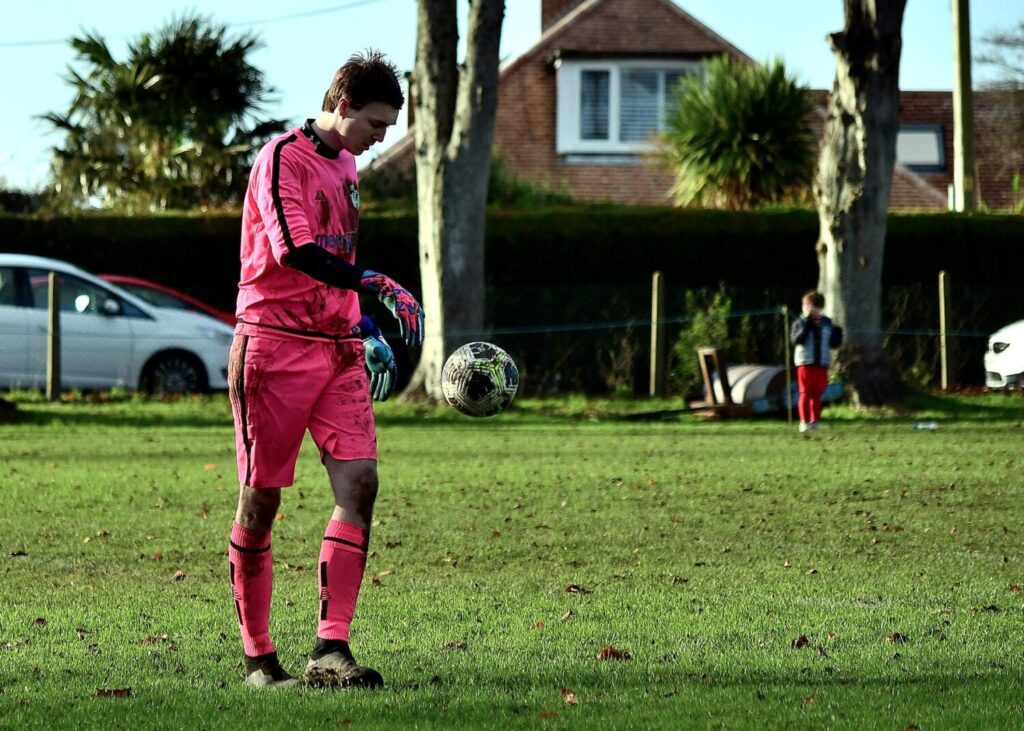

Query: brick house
left=368, top=0, right=1022, bottom=211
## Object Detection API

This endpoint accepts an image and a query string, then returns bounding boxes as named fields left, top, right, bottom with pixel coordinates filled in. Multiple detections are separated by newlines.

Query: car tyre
left=141, top=352, right=207, bottom=395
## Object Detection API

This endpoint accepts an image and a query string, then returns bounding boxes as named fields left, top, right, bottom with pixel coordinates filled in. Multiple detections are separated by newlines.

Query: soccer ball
left=441, top=342, right=519, bottom=417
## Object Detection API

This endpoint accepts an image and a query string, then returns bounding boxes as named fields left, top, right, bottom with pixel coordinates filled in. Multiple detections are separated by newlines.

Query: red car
left=99, top=274, right=236, bottom=327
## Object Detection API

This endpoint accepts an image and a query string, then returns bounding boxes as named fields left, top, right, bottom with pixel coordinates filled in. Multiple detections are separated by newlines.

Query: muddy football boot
left=243, top=652, right=300, bottom=688
left=303, top=639, right=384, bottom=689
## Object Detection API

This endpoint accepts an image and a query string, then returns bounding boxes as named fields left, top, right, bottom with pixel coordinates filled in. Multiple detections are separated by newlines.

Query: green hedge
left=1, top=208, right=1021, bottom=311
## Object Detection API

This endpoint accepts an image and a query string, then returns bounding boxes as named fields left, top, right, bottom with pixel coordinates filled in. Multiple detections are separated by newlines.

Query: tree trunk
left=814, top=0, right=907, bottom=405
left=403, top=0, right=505, bottom=401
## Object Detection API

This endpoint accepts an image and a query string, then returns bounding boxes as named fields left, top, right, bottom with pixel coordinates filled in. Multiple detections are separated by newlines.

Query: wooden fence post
left=649, top=271, right=666, bottom=397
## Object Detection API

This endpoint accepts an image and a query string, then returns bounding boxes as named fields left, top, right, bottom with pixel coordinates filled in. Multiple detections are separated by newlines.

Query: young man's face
left=337, top=99, right=400, bottom=155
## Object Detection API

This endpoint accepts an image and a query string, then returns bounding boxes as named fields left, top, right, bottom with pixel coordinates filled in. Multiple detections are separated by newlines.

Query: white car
left=985, top=319, right=1024, bottom=390
left=0, top=254, right=233, bottom=394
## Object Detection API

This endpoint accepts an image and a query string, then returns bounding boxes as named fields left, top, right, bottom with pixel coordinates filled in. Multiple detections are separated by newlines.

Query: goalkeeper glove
left=358, top=315, right=396, bottom=402
left=359, top=270, right=425, bottom=348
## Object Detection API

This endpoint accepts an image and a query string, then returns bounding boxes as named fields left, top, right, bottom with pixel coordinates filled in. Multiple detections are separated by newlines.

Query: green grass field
left=1, top=392, right=1022, bottom=729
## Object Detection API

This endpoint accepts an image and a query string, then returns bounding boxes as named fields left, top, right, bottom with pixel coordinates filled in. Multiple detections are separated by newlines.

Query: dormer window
left=896, top=125, right=945, bottom=171
left=556, top=58, right=700, bottom=154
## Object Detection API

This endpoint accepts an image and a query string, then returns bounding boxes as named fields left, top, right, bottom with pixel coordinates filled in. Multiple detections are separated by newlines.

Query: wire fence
left=1, top=278, right=1021, bottom=398
left=477, top=281, right=1024, bottom=397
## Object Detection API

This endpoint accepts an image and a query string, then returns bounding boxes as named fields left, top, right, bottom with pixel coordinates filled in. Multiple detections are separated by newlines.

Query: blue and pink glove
left=359, top=270, right=424, bottom=348
left=357, top=315, right=396, bottom=402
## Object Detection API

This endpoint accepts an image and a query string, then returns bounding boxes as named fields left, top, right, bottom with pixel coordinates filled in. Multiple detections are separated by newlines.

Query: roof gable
left=511, top=0, right=750, bottom=74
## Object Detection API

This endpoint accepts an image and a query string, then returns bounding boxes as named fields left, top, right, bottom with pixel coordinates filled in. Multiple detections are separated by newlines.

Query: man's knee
left=350, top=464, right=379, bottom=508
left=236, top=486, right=281, bottom=530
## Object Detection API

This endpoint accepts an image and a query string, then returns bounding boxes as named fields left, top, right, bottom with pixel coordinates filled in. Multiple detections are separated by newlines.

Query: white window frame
left=556, top=58, right=701, bottom=155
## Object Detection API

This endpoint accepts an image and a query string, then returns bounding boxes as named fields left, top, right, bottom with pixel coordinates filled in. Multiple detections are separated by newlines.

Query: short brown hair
left=322, top=49, right=404, bottom=112
left=802, top=290, right=825, bottom=308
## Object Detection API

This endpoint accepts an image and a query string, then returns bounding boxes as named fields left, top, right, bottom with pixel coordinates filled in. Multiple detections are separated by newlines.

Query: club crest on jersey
left=314, top=189, right=326, bottom=202
left=347, top=182, right=360, bottom=210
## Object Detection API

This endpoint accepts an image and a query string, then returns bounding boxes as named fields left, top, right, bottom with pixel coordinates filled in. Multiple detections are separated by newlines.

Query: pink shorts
left=228, top=332, right=377, bottom=488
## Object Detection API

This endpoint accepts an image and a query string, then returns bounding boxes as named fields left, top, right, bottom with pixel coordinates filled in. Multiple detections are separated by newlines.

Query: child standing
left=791, top=291, right=843, bottom=432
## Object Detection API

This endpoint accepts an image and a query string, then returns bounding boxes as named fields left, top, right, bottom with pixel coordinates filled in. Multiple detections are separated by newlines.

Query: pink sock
left=228, top=522, right=275, bottom=657
left=317, top=519, right=369, bottom=641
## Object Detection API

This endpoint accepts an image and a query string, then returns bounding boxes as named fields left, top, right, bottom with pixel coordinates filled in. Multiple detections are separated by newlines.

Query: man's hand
left=359, top=270, right=424, bottom=348
left=358, top=316, right=396, bottom=402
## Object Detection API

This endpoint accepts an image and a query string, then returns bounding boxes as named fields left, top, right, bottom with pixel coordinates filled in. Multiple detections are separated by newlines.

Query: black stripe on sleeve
left=271, top=134, right=300, bottom=254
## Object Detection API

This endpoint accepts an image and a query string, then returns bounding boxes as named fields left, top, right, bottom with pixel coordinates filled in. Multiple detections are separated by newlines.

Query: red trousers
left=796, top=365, right=829, bottom=423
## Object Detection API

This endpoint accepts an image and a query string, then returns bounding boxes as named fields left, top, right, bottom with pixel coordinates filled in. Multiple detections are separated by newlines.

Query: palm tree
left=659, top=56, right=815, bottom=209
left=43, top=15, right=287, bottom=211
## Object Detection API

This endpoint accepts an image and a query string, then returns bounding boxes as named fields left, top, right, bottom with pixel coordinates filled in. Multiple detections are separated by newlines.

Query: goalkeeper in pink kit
left=227, top=50, right=423, bottom=688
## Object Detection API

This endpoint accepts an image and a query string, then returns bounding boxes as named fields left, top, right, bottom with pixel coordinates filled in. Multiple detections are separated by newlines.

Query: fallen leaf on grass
left=532, top=622, right=545, bottom=630
left=95, top=688, right=132, bottom=698
left=791, top=635, right=809, bottom=649
left=560, top=609, right=575, bottom=622
left=538, top=711, right=558, bottom=719
left=443, top=641, right=467, bottom=652
left=597, top=645, right=631, bottom=660
left=804, top=694, right=816, bottom=705
left=152, top=552, right=163, bottom=562
left=140, top=634, right=168, bottom=645
left=32, top=618, right=46, bottom=627
left=1011, top=585, right=1024, bottom=593
left=203, top=464, right=217, bottom=470
left=565, top=584, right=590, bottom=594
left=561, top=688, right=579, bottom=705
left=172, top=571, right=187, bottom=582
left=887, top=632, right=907, bottom=643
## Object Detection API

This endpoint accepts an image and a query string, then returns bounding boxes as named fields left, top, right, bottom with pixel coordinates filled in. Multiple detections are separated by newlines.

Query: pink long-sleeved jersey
left=236, top=121, right=362, bottom=338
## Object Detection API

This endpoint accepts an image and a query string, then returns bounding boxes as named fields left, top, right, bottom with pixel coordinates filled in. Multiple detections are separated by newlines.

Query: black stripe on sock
left=229, top=540, right=270, bottom=555
left=323, top=535, right=368, bottom=552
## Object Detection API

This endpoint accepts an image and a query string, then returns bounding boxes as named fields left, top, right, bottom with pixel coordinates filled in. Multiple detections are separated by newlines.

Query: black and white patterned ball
left=441, top=342, right=519, bottom=417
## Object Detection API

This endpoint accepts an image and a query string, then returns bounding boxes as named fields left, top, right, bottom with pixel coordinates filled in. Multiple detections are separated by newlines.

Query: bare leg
left=235, top=485, right=281, bottom=532
left=323, top=457, right=378, bottom=528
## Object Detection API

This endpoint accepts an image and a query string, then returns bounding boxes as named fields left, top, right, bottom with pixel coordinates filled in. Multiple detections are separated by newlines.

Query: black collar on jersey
left=301, top=120, right=340, bottom=159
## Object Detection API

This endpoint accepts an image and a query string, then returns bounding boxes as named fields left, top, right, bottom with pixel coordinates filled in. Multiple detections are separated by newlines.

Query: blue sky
left=0, top=0, right=1019, bottom=190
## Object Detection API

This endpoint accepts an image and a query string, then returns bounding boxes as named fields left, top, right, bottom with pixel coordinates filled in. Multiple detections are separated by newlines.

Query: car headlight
left=199, top=326, right=233, bottom=347
left=992, top=342, right=1009, bottom=354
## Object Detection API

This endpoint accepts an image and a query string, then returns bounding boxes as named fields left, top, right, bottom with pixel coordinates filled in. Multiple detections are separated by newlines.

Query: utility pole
left=952, top=0, right=976, bottom=211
